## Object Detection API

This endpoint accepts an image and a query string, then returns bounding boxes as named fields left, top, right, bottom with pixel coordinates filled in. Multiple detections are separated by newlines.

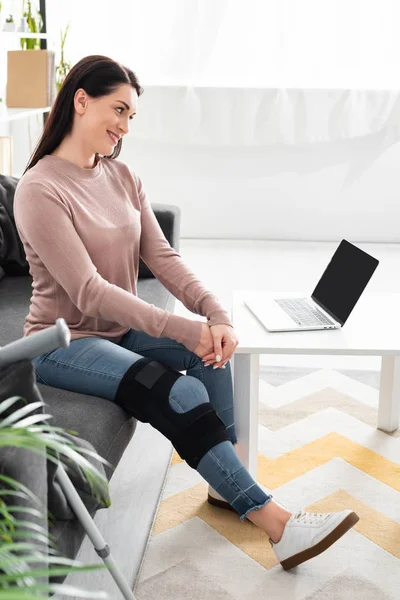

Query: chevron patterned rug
left=134, top=366, right=400, bottom=600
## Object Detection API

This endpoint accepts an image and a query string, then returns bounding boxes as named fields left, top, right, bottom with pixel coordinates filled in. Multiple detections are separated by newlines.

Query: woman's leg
left=32, top=336, right=143, bottom=400
left=32, top=333, right=269, bottom=522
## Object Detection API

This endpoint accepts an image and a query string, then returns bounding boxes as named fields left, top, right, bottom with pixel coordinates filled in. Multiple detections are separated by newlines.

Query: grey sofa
left=0, top=174, right=181, bottom=597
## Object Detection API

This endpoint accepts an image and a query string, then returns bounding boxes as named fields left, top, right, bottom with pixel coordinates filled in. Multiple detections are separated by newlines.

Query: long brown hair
left=24, top=55, right=143, bottom=174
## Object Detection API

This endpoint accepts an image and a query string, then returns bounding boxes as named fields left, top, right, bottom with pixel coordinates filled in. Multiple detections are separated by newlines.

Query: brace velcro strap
left=133, top=360, right=169, bottom=388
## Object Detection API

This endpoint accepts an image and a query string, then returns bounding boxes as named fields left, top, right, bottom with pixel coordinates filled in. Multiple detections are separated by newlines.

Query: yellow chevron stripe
left=258, top=432, right=400, bottom=491
left=172, top=432, right=400, bottom=491
left=171, top=450, right=183, bottom=465
left=153, top=484, right=400, bottom=569
left=309, top=489, right=400, bottom=558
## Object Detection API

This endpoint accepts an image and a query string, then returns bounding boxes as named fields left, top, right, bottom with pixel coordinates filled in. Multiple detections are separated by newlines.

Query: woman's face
left=74, top=83, right=138, bottom=156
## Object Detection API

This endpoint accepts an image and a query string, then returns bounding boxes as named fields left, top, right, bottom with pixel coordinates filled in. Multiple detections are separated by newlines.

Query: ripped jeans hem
left=240, top=495, right=273, bottom=521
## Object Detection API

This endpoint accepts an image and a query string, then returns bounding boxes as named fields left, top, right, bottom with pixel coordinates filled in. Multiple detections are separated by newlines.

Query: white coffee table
left=231, top=290, right=400, bottom=479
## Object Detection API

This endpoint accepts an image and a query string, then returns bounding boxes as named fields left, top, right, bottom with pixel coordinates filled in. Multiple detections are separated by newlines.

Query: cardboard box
left=6, top=50, right=56, bottom=108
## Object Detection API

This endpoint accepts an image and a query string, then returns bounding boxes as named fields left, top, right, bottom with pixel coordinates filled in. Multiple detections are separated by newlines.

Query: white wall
left=118, top=86, right=400, bottom=242
left=8, top=115, right=44, bottom=175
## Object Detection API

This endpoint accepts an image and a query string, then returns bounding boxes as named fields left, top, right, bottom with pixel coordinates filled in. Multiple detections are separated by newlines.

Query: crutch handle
left=0, top=318, right=70, bottom=369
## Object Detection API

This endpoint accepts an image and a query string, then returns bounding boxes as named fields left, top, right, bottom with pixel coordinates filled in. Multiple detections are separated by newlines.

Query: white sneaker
left=270, top=509, right=359, bottom=570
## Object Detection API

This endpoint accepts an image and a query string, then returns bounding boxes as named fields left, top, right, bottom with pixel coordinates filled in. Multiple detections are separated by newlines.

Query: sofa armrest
left=138, top=202, right=181, bottom=280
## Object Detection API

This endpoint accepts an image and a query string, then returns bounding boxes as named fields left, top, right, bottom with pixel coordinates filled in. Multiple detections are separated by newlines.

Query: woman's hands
left=193, top=323, right=239, bottom=368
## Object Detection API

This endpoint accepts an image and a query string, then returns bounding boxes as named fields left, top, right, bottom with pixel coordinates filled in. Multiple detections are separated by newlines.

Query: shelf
left=1, top=32, right=48, bottom=39
left=0, top=106, right=51, bottom=123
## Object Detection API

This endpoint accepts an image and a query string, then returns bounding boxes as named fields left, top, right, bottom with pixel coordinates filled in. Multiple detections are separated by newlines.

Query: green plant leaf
left=11, top=414, right=54, bottom=429
left=0, top=506, right=43, bottom=520
left=0, top=519, right=48, bottom=537
left=0, top=396, right=26, bottom=417
left=0, top=530, right=50, bottom=548
left=0, top=592, right=48, bottom=600
left=0, top=395, right=111, bottom=594
left=0, top=490, right=30, bottom=501
left=0, top=548, right=98, bottom=573
left=0, top=428, right=110, bottom=503
left=1, top=419, right=110, bottom=469
left=0, top=562, right=107, bottom=583
left=4, top=554, right=89, bottom=568
left=50, top=583, right=108, bottom=598
left=0, top=400, right=46, bottom=428
left=0, top=542, right=38, bottom=554
left=0, top=475, right=41, bottom=507
left=0, top=518, right=48, bottom=537
left=0, top=583, right=109, bottom=598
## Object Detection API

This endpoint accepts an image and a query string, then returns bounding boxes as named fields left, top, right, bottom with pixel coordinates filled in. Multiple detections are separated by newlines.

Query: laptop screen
left=311, top=240, right=379, bottom=325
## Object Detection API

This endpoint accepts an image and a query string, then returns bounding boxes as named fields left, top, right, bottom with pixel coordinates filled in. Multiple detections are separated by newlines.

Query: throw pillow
left=0, top=174, right=30, bottom=275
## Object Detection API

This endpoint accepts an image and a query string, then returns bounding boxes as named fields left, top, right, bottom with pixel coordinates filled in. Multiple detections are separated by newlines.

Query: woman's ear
left=74, top=88, right=88, bottom=115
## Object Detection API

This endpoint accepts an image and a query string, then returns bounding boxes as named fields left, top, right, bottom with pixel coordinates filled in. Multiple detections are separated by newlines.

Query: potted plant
left=17, top=14, right=28, bottom=32
left=0, top=392, right=110, bottom=598
left=20, top=0, right=43, bottom=50
left=3, top=14, right=15, bottom=32
left=56, top=23, right=72, bottom=93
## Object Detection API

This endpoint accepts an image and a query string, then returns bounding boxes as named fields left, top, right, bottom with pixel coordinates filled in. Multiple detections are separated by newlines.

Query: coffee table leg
left=378, top=356, right=400, bottom=432
left=232, top=353, right=259, bottom=480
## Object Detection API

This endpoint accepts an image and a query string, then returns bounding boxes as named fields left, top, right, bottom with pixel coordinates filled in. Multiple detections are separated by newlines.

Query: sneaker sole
left=280, top=511, right=360, bottom=571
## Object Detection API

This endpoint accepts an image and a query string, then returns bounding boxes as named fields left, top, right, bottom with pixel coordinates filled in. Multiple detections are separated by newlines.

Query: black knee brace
left=115, top=358, right=231, bottom=469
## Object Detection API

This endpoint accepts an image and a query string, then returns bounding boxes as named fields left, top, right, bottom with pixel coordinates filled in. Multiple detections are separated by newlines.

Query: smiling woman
left=11, top=49, right=360, bottom=576
left=23, top=55, right=143, bottom=173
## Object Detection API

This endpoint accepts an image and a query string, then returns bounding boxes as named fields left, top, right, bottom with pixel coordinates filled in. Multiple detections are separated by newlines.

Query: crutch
left=0, top=319, right=137, bottom=600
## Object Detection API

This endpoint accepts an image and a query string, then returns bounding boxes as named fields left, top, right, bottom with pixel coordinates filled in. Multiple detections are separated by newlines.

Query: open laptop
left=243, top=240, right=379, bottom=332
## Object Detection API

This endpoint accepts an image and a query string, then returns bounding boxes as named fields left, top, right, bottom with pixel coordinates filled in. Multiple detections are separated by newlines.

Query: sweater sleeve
left=14, top=181, right=204, bottom=351
left=134, top=172, right=234, bottom=330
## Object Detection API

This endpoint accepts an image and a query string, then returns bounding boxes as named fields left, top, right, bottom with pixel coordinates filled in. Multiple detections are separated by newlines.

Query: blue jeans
left=32, top=328, right=272, bottom=520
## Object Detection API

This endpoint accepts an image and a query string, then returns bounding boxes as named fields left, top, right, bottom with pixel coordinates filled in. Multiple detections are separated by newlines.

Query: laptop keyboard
left=274, top=298, right=335, bottom=327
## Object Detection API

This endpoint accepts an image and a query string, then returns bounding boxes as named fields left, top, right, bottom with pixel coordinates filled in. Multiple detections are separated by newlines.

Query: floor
left=130, top=240, right=400, bottom=600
